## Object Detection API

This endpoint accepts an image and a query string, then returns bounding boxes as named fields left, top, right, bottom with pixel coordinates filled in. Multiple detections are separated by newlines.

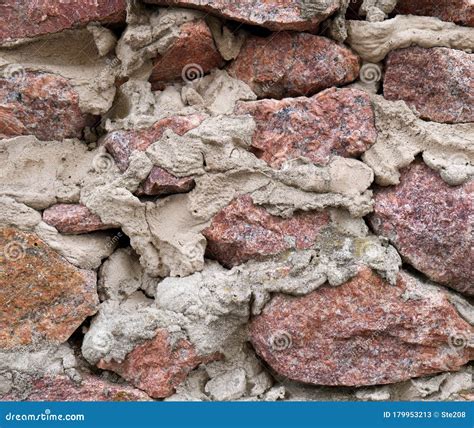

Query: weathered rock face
left=143, top=0, right=339, bottom=31
left=136, top=166, right=195, bottom=197
left=384, top=47, right=474, bottom=123
left=43, top=204, right=117, bottom=234
left=149, top=20, right=224, bottom=91
left=249, top=268, right=473, bottom=386
left=0, top=227, right=98, bottom=349
left=0, top=71, right=93, bottom=141
left=369, top=161, right=473, bottom=296
left=98, top=329, right=220, bottom=398
left=235, top=88, right=376, bottom=168
left=1, top=374, right=151, bottom=401
left=102, top=114, right=206, bottom=171
left=228, top=32, right=360, bottom=99
left=202, top=195, right=330, bottom=267
left=0, top=0, right=126, bottom=44
left=395, top=0, right=474, bottom=27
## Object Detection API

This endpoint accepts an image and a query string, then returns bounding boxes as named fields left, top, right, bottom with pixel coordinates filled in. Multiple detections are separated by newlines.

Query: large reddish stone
left=228, top=32, right=360, bottom=99
left=143, top=0, right=339, bottom=31
left=0, top=0, right=126, bottom=44
left=235, top=88, right=376, bottom=168
left=1, top=374, right=151, bottom=401
left=369, top=161, right=473, bottom=296
left=202, top=195, right=330, bottom=268
left=150, top=20, right=224, bottom=90
left=0, top=227, right=98, bottom=349
left=102, top=114, right=206, bottom=171
left=136, top=166, right=195, bottom=197
left=249, top=268, right=473, bottom=386
left=98, top=329, right=220, bottom=398
left=0, top=71, right=93, bottom=141
left=43, top=204, right=117, bottom=234
left=384, top=47, right=474, bottom=123
left=395, top=0, right=473, bottom=27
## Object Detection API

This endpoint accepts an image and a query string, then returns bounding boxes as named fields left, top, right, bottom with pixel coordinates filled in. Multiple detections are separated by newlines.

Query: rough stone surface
left=395, top=0, right=474, bottom=27
left=202, top=195, right=331, bottom=268
left=136, top=166, right=195, bottom=197
left=228, top=32, right=360, bottom=99
left=1, top=374, right=151, bottom=401
left=0, top=71, right=93, bottom=140
left=0, top=0, right=126, bottom=44
left=249, top=267, right=473, bottom=386
left=235, top=88, right=376, bottom=168
left=369, top=161, right=473, bottom=296
left=143, top=0, right=339, bottom=31
left=43, top=204, right=117, bottom=235
left=0, top=227, right=98, bottom=350
left=384, top=47, right=474, bottom=124
left=102, top=114, right=207, bottom=171
left=149, top=20, right=224, bottom=90
left=98, top=328, right=220, bottom=398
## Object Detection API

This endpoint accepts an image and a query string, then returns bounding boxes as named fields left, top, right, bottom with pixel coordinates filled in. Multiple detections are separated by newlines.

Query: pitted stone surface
left=249, top=268, right=473, bottom=386
left=228, top=32, right=360, bottom=99
left=43, top=204, right=117, bottom=234
left=0, top=71, right=93, bottom=141
left=235, top=88, right=376, bottom=168
left=143, top=0, right=339, bottom=31
left=0, top=227, right=98, bottom=350
left=98, top=329, right=221, bottom=398
left=384, top=47, right=474, bottom=124
left=0, top=0, right=126, bottom=44
left=369, top=161, right=473, bottom=296
left=202, top=195, right=331, bottom=268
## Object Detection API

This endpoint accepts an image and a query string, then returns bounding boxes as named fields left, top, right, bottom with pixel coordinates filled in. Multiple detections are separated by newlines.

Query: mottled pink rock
left=98, top=329, right=221, bottom=398
left=202, top=195, right=330, bottom=268
left=136, top=166, right=195, bottom=197
left=228, top=32, right=360, bottom=99
left=0, top=71, right=93, bottom=140
left=43, top=204, right=117, bottom=234
left=249, top=267, right=473, bottom=386
left=0, top=0, right=126, bottom=44
left=102, top=114, right=207, bottom=171
left=1, top=374, right=151, bottom=401
left=150, top=20, right=224, bottom=91
left=143, top=0, right=339, bottom=31
left=369, top=160, right=473, bottom=296
left=235, top=88, right=376, bottom=168
left=384, top=47, right=474, bottom=123
left=395, top=0, right=474, bottom=27
left=0, top=227, right=98, bottom=350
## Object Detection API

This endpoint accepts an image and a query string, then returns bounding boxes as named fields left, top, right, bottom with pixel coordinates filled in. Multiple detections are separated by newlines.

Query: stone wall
left=0, top=0, right=472, bottom=401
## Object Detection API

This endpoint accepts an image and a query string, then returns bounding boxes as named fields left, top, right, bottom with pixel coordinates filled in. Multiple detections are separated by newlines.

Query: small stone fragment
left=235, top=88, right=376, bottom=168
left=369, top=160, right=473, bottom=296
left=395, top=0, right=473, bottom=27
left=202, top=195, right=330, bottom=268
left=0, top=374, right=151, bottom=401
left=136, top=166, right=195, bottom=197
left=384, top=47, right=474, bottom=123
left=0, top=227, right=98, bottom=349
left=249, top=268, right=473, bottom=386
left=102, top=114, right=207, bottom=171
left=149, top=20, right=224, bottom=90
left=98, top=329, right=220, bottom=398
left=143, top=0, right=339, bottom=31
left=43, top=204, right=117, bottom=234
left=228, top=32, right=360, bottom=99
left=0, top=71, right=93, bottom=140
left=0, top=0, right=126, bottom=44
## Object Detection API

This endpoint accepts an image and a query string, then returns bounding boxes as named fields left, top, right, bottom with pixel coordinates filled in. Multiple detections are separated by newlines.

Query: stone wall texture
left=0, top=0, right=473, bottom=402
